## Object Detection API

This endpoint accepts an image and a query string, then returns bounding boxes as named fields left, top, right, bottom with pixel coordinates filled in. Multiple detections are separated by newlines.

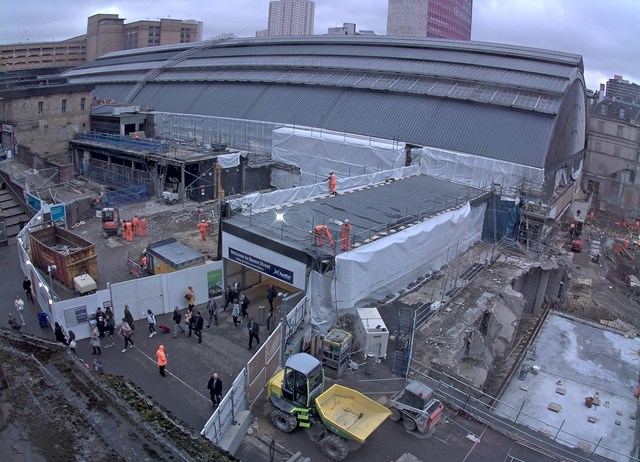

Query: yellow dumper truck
left=267, top=353, right=390, bottom=461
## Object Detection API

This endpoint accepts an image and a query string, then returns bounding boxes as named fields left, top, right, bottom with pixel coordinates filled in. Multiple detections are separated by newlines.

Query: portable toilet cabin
left=145, top=238, right=205, bottom=275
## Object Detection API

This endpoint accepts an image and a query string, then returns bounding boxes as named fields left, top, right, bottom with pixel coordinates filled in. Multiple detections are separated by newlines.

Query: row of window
left=37, top=97, right=86, bottom=114
left=595, top=120, right=627, bottom=138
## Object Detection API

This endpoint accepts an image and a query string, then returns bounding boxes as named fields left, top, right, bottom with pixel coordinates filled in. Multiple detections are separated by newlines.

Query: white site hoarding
left=222, top=232, right=307, bottom=290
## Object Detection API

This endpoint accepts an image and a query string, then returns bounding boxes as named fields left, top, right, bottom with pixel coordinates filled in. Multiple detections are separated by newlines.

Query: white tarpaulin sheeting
left=216, top=153, right=246, bottom=169
left=230, top=165, right=420, bottom=215
left=272, top=127, right=405, bottom=186
left=329, top=202, right=486, bottom=313
left=416, top=146, right=544, bottom=190
left=307, top=270, right=336, bottom=334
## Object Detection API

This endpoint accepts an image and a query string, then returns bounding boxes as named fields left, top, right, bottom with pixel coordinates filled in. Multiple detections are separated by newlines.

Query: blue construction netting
left=75, top=132, right=168, bottom=154
left=82, top=164, right=152, bottom=207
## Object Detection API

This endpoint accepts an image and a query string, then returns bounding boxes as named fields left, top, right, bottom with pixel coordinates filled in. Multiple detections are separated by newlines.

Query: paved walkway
left=73, top=283, right=275, bottom=431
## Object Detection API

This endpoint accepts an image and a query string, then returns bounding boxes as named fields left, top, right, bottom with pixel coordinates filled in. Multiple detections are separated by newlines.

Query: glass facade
left=387, top=0, right=472, bottom=40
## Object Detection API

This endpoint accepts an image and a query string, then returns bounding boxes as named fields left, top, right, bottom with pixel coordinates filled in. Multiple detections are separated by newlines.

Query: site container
left=145, top=238, right=205, bottom=275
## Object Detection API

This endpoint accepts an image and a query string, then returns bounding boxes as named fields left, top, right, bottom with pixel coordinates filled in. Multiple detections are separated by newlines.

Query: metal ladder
left=123, top=32, right=237, bottom=105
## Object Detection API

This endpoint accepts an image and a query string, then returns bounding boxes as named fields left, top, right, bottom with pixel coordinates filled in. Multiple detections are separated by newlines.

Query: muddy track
left=0, top=330, right=235, bottom=462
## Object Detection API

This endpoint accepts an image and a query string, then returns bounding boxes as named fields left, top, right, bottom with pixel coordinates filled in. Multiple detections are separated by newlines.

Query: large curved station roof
left=66, top=35, right=585, bottom=169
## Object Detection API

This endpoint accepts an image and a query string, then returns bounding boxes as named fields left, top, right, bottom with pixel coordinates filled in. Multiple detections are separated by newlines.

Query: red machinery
left=101, top=208, right=121, bottom=238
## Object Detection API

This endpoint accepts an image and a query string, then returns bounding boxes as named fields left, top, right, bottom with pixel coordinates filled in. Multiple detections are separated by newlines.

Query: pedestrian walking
left=266, top=311, right=275, bottom=332
left=68, top=330, right=78, bottom=357
left=69, top=339, right=78, bottom=357
left=266, top=284, right=277, bottom=312
left=90, top=326, right=102, bottom=355
left=172, top=306, right=185, bottom=338
left=232, top=279, right=240, bottom=297
left=54, top=322, right=67, bottom=345
left=156, top=345, right=167, bottom=377
left=223, top=285, right=232, bottom=311
left=8, top=313, right=21, bottom=331
left=194, top=311, right=204, bottom=344
left=207, top=372, right=223, bottom=408
left=104, top=312, right=116, bottom=348
left=96, top=307, right=105, bottom=337
left=206, top=296, right=219, bottom=327
left=124, top=304, right=135, bottom=330
left=14, top=295, right=26, bottom=325
left=247, top=318, right=260, bottom=350
left=231, top=299, right=241, bottom=327
left=239, top=293, right=250, bottom=319
left=185, top=307, right=194, bottom=336
left=119, top=318, right=135, bottom=352
left=185, top=286, right=195, bottom=309
left=147, top=309, right=157, bottom=337
left=23, top=276, right=34, bottom=303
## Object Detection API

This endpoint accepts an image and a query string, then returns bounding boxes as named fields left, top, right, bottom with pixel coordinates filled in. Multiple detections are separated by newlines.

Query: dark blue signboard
left=228, top=247, right=294, bottom=285
left=50, top=204, right=66, bottom=224
left=26, top=193, right=41, bottom=212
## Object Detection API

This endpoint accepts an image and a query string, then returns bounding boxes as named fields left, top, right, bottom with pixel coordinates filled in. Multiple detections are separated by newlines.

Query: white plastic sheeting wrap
left=416, top=146, right=544, bottom=190
left=272, top=127, right=405, bottom=186
left=307, top=270, right=336, bottom=334
left=217, top=153, right=246, bottom=169
left=307, top=203, right=486, bottom=326
left=229, top=165, right=420, bottom=215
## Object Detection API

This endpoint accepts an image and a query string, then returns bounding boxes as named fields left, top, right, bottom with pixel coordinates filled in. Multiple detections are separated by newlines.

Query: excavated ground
left=0, top=330, right=235, bottom=462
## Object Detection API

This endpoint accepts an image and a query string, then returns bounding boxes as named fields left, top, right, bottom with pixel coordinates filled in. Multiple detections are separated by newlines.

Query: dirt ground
left=0, top=330, right=234, bottom=462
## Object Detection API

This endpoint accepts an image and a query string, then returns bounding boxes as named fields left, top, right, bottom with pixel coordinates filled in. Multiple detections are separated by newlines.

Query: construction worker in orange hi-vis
left=340, top=219, right=352, bottom=251
left=123, top=220, right=132, bottom=241
left=140, top=217, right=147, bottom=237
left=325, top=172, right=337, bottom=195
left=197, top=220, right=210, bottom=241
left=132, top=215, right=139, bottom=236
left=313, top=225, right=334, bottom=247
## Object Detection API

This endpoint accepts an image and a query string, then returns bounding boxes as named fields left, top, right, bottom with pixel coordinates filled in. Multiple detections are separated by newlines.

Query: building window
left=617, top=125, right=624, bottom=137
left=38, top=101, right=44, bottom=114
left=599, top=104, right=607, bottom=115
left=80, top=97, right=86, bottom=111
left=61, top=99, right=67, bottom=114
left=619, top=108, right=626, bottom=119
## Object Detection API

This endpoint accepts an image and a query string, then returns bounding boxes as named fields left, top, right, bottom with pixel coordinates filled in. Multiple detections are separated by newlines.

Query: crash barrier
left=409, top=362, right=638, bottom=462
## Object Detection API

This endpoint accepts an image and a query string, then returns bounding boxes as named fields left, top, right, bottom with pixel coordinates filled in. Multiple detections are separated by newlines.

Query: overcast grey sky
left=1, top=0, right=638, bottom=91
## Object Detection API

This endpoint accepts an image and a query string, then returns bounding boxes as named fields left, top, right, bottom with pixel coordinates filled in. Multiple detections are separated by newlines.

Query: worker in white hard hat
left=197, top=219, right=210, bottom=241
left=340, top=219, right=352, bottom=251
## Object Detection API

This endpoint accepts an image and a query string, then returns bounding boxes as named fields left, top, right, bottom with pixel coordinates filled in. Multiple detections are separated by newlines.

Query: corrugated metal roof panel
left=96, top=82, right=553, bottom=168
